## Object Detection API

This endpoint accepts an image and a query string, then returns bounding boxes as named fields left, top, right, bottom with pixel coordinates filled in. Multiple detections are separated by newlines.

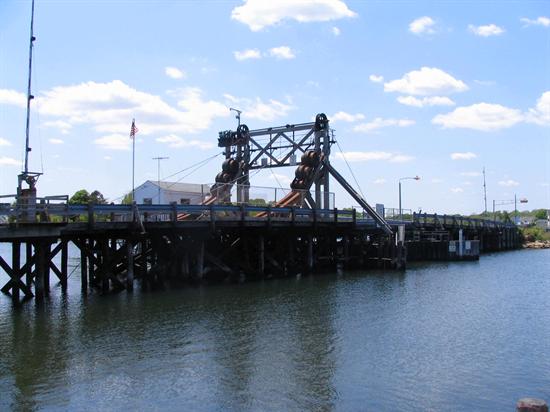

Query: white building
left=133, top=180, right=210, bottom=205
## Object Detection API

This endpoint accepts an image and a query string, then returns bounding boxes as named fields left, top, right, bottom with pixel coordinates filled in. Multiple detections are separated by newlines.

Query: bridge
left=0, top=114, right=521, bottom=304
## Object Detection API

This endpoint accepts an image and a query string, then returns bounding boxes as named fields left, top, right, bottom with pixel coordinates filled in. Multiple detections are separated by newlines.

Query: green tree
left=90, top=190, right=107, bottom=204
left=121, top=192, right=133, bottom=205
left=69, top=189, right=90, bottom=205
left=534, top=209, right=548, bottom=220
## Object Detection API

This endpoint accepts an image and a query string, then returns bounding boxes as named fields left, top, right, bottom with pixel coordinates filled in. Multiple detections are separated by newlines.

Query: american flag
left=130, top=119, right=139, bottom=139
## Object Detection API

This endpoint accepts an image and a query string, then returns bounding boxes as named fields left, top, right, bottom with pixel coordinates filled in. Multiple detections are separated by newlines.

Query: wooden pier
left=0, top=203, right=520, bottom=304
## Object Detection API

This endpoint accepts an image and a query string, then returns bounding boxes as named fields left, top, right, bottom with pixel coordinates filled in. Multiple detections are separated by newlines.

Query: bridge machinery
left=209, top=113, right=393, bottom=235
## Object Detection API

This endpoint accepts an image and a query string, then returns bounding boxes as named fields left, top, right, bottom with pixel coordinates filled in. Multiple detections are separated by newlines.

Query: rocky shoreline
left=523, top=240, right=550, bottom=249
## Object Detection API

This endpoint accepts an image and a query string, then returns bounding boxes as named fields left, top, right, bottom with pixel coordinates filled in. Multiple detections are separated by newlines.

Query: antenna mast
left=483, top=167, right=488, bottom=215
left=24, top=0, right=36, bottom=174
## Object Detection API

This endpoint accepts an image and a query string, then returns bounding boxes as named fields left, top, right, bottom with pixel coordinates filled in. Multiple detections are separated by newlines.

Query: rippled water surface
left=0, top=248, right=549, bottom=411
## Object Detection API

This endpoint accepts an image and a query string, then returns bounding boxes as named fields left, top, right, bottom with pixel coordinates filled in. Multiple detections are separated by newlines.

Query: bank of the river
left=523, top=240, right=550, bottom=249
left=0, top=248, right=549, bottom=411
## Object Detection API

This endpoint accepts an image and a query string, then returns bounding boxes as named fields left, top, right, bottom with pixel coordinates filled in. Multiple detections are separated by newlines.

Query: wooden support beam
left=25, top=242, right=33, bottom=289
left=12, top=241, right=20, bottom=303
left=80, top=238, right=88, bottom=293
left=126, top=240, right=134, bottom=291
left=35, top=242, right=46, bottom=300
left=258, top=235, right=265, bottom=276
left=195, top=241, right=205, bottom=280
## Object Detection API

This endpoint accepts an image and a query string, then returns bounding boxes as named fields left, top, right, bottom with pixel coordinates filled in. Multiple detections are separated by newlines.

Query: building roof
left=145, top=180, right=210, bottom=194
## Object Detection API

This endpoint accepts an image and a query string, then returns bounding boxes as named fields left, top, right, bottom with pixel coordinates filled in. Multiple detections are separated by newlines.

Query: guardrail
left=0, top=203, right=516, bottom=230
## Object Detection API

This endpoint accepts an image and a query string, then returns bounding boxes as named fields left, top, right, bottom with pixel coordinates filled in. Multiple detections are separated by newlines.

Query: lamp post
left=399, top=176, right=420, bottom=221
left=152, top=156, right=169, bottom=204
left=492, top=195, right=528, bottom=223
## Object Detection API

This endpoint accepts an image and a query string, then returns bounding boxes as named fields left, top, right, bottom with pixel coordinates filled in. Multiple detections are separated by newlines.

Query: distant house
left=133, top=180, right=210, bottom=205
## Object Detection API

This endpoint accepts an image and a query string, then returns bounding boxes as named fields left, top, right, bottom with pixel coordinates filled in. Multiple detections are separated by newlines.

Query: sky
left=0, top=0, right=549, bottom=215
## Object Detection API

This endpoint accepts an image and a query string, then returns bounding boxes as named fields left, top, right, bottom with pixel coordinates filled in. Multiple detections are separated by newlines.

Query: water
left=0, top=249, right=549, bottom=411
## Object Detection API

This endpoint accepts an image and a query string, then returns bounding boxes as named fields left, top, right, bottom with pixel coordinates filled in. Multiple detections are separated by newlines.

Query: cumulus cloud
left=526, top=91, right=550, bottom=126
left=450, top=187, right=464, bottom=193
left=0, top=137, right=12, bottom=146
left=520, top=16, right=550, bottom=27
left=409, top=16, right=435, bottom=35
left=432, top=103, right=523, bottom=131
left=43, top=120, right=72, bottom=134
left=35, top=80, right=229, bottom=136
left=335, top=151, right=414, bottom=163
left=384, top=67, right=468, bottom=96
left=498, top=179, right=519, bottom=187
left=0, top=156, right=21, bottom=166
left=332, top=26, right=341, bottom=36
left=222, top=94, right=293, bottom=121
left=353, top=117, right=415, bottom=133
left=450, top=152, right=477, bottom=160
left=156, top=135, right=214, bottom=149
left=373, top=178, right=386, bottom=184
left=94, top=134, right=131, bottom=150
left=48, top=138, right=64, bottom=145
left=397, top=95, right=455, bottom=107
left=468, top=24, right=505, bottom=37
left=369, top=74, right=384, bottom=83
left=233, top=49, right=262, bottom=61
left=331, top=111, right=365, bottom=122
left=0, top=89, right=26, bottom=107
left=165, top=66, right=186, bottom=79
left=268, top=46, right=296, bottom=59
left=231, top=0, right=357, bottom=31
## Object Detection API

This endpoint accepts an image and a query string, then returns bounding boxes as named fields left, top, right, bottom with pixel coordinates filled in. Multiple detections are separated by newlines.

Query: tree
left=121, top=192, right=133, bottom=205
left=69, top=189, right=90, bottom=205
left=90, top=190, right=107, bottom=204
left=534, top=209, right=548, bottom=220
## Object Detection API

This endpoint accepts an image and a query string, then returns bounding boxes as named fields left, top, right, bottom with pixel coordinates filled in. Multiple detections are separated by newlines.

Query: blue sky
left=0, top=0, right=548, bottom=214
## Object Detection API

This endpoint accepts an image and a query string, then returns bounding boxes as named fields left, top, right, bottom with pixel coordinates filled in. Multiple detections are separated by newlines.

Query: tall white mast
left=23, top=0, right=36, bottom=174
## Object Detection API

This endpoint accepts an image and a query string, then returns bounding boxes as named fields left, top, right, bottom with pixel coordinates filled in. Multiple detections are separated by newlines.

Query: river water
left=0, top=249, right=549, bottom=411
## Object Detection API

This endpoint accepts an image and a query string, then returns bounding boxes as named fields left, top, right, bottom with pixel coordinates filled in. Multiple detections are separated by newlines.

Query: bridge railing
left=0, top=203, right=516, bottom=229
left=411, top=212, right=516, bottom=229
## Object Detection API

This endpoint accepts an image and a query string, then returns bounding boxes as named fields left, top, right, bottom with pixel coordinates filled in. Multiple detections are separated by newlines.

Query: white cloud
left=468, top=24, right=505, bottom=37
left=526, top=91, right=550, bottom=126
left=165, top=66, right=186, bottom=79
left=332, top=26, right=341, bottom=36
left=384, top=67, right=468, bottom=96
left=223, top=95, right=293, bottom=121
left=0, top=137, right=12, bottom=146
left=373, top=178, right=386, bottom=184
left=231, top=0, right=357, bottom=31
left=331, top=111, right=365, bottom=122
left=36, top=81, right=229, bottom=136
left=0, top=89, right=26, bottom=107
left=409, top=16, right=435, bottom=35
left=450, top=187, right=464, bottom=193
left=48, top=138, right=64, bottom=144
left=43, top=120, right=72, bottom=134
left=103, top=156, right=112, bottom=160
left=397, top=95, right=455, bottom=107
left=369, top=74, right=384, bottom=83
left=450, top=152, right=477, bottom=160
left=520, top=16, right=550, bottom=27
left=498, top=179, right=519, bottom=187
left=335, top=151, right=413, bottom=163
left=94, top=134, right=131, bottom=151
left=432, top=103, right=523, bottom=131
left=460, top=171, right=481, bottom=177
left=268, top=46, right=296, bottom=59
left=353, top=117, right=415, bottom=133
left=0, top=156, right=20, bottom=166
left=233, top=49, right=262, bottom=61
left=156, top=134, right=214, bottom=150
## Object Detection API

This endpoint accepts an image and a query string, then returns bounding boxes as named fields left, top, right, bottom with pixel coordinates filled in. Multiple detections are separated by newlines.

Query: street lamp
left=399, top=176, right=420, bottom=221
left=493, top=195, right=528, bottom=224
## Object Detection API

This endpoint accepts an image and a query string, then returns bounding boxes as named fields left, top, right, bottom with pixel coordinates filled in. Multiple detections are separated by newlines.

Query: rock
left=517, top=398, right=548, bottom=412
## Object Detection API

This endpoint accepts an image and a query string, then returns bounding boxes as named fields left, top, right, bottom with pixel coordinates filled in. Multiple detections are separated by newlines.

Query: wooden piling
left=60, top=240, right=68, bottom=291
left=258, top=235, right=265, bottom=276
left=80, top=239, right=88, bottom=292
left=126, top=240, right=134, bottom=291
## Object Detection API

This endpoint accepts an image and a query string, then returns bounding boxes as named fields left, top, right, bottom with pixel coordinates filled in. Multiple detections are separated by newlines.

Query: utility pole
left=152, top=156, right=169, bottom=204
left=483, top=167, right=487, bottom=215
